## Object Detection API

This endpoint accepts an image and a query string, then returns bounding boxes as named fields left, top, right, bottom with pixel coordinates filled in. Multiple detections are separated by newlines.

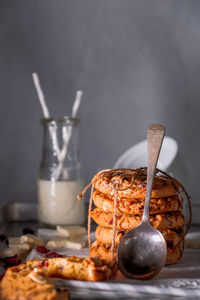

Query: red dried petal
left=45, top=261, right=49, bottom=267
left=45, top=252, right=63, bottom=258
left=36, top=246, right=50, bottom=254
left=37, top=260, right=49, bottom=268
left=109, top=219, right=113, bottom=225
left=37, top=260, right=45, bottom=267
left=4, top=255, right=22, bottom=267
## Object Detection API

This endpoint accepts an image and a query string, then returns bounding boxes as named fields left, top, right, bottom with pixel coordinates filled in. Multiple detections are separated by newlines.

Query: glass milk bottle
left=37, top=117, right=85, bottom=227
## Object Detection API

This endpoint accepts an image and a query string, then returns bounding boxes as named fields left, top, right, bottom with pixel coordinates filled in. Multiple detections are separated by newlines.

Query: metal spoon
left=117, top=124, right=167, bottom=280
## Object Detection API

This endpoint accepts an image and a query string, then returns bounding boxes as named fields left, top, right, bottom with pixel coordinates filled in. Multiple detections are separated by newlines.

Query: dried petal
left=36, top=246, right=50, bottom=254
left=45, top=252, right=63, bottom=258
left=4, top=255, right=22, bottom=267
left=109, top=219, right=113, bottom=225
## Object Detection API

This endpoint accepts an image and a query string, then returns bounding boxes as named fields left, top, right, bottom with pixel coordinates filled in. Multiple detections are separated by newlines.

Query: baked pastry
left=0, top=256, right=117, bottom=300
left=26, top=256, right=117, bottom=281
left=90, top=241, right=183, bottom=265
left=95, top=225, right=184, bottom=247
left=93, top=190, right=182, bottom=215
left=0, top=263, right=58, bottom=300
left=90, top=208, right=185, bottom=230
left=92, top=168, right=180, bottom=199
left=78, top=167, right=191, bottom=267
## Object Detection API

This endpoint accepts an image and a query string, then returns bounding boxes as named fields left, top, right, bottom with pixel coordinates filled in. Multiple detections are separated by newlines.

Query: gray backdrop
left=0, top=0, right=199, bottom=206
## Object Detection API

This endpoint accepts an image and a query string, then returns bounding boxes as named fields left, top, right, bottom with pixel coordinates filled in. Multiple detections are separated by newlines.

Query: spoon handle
left=142, top=124, right=165, bottom=222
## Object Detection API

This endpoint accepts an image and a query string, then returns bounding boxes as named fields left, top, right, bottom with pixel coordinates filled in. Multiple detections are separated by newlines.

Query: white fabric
left=6, top=229, right=200, bottom=298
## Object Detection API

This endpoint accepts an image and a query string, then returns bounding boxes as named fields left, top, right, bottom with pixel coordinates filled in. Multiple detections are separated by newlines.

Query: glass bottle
left=37, top=117, right=85, bottom=227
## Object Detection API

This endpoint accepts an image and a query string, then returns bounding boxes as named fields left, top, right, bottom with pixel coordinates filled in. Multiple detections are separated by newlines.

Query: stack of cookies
left=87, top=168, right=190, bottom=265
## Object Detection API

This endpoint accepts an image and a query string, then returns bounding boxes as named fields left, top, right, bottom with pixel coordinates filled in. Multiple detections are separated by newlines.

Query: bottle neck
left=39, top=119, right=81, bottom=181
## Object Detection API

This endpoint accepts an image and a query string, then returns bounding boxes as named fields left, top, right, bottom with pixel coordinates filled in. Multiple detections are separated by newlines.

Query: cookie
left=92, top=168, right=180, bottom=199
left=0, top=256, right=117, bottom=300
left=95, top=225, right=184, bottom=247
left=0, top=263, right=58, bottom=300
left=26, top=256, right=117, bottom=281
left=90, top=208, right=185, bottom=230
left=90, top=241, right=183, bottom=265
left=93, top=190, right=182, bottom=215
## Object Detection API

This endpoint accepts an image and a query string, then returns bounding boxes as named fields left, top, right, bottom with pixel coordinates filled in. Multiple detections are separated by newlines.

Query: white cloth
left=9, top=229, right=200, bottom=298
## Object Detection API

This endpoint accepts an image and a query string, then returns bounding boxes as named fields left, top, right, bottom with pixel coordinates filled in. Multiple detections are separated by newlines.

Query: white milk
left=37, top=179, right=85, bottom=226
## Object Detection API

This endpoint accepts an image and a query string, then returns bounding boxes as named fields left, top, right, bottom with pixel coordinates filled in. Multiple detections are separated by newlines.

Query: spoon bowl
left=117, top=124, right=167, bottom=280
left=117, top=222, right=167, bottom=279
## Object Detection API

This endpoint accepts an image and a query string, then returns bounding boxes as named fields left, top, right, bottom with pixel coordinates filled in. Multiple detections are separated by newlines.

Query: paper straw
left=32, top=73, right=61, bottom=161
left=55, top=91, right=83, bottom=180
left=72, top=91, right=83, bottom=118
left=32, top=73, right=50, bottom=118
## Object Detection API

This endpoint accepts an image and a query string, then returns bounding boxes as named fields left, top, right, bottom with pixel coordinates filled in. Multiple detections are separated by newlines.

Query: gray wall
left=0, top=0, right=199, bottom=205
